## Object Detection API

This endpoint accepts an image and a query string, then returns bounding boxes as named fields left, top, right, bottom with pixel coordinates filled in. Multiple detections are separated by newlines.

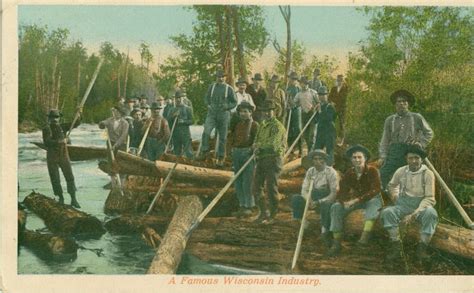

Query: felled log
left=31, top=142, right=107, bottom=161
left=147, top=195, right=203, bottom=274
left=23, top=192, right=105, bottom=238
left=281, top=158, right=303, bottom=175
left=21, top=230, right=79, bottom=261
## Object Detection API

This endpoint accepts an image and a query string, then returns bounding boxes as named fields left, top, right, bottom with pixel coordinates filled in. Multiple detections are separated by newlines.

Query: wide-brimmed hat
left=346, top=144, right=371, bottom=161
left=390, top=89, right=415, bottom=105
left=216, top=69, right=226, bottom=77
left=405, top=144, right=427, bottom=159
left=174, top=90, right=186, bottom=98
left=318, top=85, right=329, bottom=95
left=259, top=100, right=276, bottom=111
left=288, top=71, right=299, bottom=80
left=235, top=77, right=248, bottom=86
left=301, top=149, right=328, bottom=169
left=336, top=74, right=344, bottom=81
left=131, top=109, right=142, bottom=116
left=270, top=74, right=280, bottom=83
left=126, top=97, right=136, bottom=103
left=236, top=101, right=255, bottom=112
left=313, top=68, right=321, bottom=75
left=299, top=76, right=310, bottom=84
left=252, top=73, right=264, bottom=81
left=47, top=109, right=63, bottom=118
left=150, top=102, right=163, bottom=110
left=113, top=106, right=126, bottom=116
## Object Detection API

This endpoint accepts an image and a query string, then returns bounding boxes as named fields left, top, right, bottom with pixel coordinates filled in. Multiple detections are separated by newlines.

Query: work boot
left=417, top=242, right=430, bottom=261
left=386, top=240, right=403, bottom=262
left=327, top=239, right=341, bottom=257
left=195, top=152, right=207, bottom=161
left=357, top=231, right=372, bottom=245
left=57, top=195, right=65, bottom=205
left=254, top=209, right=269, bottom=224
left=321, top=232, right=332, bottom=248
left=216, top=158, right=224, bottom=167
left=70, top=194, right=81, bottom=209
left=231, top=208, right=243, bottom=218
left=241, top=208, right=253, bottom=218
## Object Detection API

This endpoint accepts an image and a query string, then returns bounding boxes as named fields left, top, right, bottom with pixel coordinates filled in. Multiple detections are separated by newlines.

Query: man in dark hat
left=198, top=69, right=237, bottom=166
left=267, top=74, right=286, bottom=123
left=228, top=101, right=259, bottom=217
left=381, top=145, right=437, bottom=262
left=124, top=97, right=137, bottom=116
left=327, top=145, right=383, bottom=256
left=379, top=89, right=434, bottom=191
left=42, top=108, right=82, bottom=208
left=294, top=76, right=319, bottom=153
left=128, top=109, right=144, bottom=153
left=309, top=68, right=325, bottom=93
left=169, top=90, right=194, bottom=159
left=313, top=85, right=337, bottom=166
left=143, top=102, right=170, bottom=160
left=247, top=73, right=268, bottom=123
left=286, top=71, right=302, bottom=157
left=253, top=100, right=287, bottom=224
left=329, top=74, right=349, bottom=145
left=292, top=149, right=339, bottom=247
left=99, top=106, right=130, bottom=152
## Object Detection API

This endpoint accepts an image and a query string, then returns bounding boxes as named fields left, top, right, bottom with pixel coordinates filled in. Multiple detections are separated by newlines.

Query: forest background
left=17, top=6, right=473, bottom=226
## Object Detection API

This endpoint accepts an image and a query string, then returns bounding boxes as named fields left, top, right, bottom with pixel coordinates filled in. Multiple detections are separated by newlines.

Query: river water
left=18, top=123, right=243, bottom=275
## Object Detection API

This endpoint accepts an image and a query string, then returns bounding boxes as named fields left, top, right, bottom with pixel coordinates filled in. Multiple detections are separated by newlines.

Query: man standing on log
left=292, top=149, right=339, bottom=247
left=99, top=106, right=130, bottom=152
left=42, top=109, right=82, bottom=208
left=378, top=90, right=434, bottom=191
left=143, top=102, right=170, bottom=160
left=294, top=76, right=319, bottom=154
left=329, top=74, right=349, bottom=146
left=129, top=109, right=144, bottom=154
left=197, top=69, right=237, bottom=167
left=327, top=145, right=382, bottom=256
left=313, top=86, right=337, bottom=166
left=247, top=73, right=267, bottom=123
left=253, top=100, right=286, bottom=224
left=267, top=74, right=286, bottom=123
left=229, top=77, right=255, bottom=130
left=229, top=101, right=259, bottom=218
left=170, top=90, right=194, bottom=159
left=381, top=145, right=437, bottom=262
left=286, top=71, right=302, bottom=157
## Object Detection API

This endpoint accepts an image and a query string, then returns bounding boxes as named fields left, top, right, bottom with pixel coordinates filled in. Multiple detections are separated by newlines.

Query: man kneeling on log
left=292, top=149, right=339, bottom=247
left=327, top=145, right=383, bottom=256
left=381, top=145, right=437, bottom=262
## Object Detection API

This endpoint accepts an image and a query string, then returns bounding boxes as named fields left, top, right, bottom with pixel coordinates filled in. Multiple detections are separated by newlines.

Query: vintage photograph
left=5, top=1, right=474, bottom=292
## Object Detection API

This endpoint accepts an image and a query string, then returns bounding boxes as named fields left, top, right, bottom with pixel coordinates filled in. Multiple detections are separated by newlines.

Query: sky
left=18, top=5, right=371, bottom=73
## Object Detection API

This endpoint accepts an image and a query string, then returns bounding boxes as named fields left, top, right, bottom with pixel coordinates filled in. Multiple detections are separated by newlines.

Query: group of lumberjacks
left=43, top=66, right=436, bottom=262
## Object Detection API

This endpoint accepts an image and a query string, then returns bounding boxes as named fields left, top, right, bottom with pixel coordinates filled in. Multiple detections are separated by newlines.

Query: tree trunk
left=279, top=5, right=291, bottom=86
left=232, top=5, right=246, bottom=80
left=215, top=8, right=226, bottom=66
left=123, top=51, right=130, bottom=98
left=117, top=67, right=121, bottom=98
left=76, top=62, right=81, bottom=104
left=147, top=195, right=203, bottom=274
left=224, top=5, right=234, bottom=85
left=22, top=192, right=106, bottom=238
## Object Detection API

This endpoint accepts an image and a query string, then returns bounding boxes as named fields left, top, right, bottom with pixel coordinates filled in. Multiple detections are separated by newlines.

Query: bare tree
left=273, top=5, right=291, bottom=86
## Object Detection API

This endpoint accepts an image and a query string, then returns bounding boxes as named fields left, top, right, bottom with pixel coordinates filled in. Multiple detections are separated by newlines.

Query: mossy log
left=21, top=230, right=79, bottom=261
left=147, top=195, right=203, bottom=274
left=22, top=192, right=105, bottom=238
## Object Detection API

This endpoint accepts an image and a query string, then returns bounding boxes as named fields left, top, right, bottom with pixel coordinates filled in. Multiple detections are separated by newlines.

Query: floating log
left=23, top=192, right=106, bottom=238
left=31, top=142, right=107, bottom=161
left=148, top=195, right=203, bottom=274
left=21, top=230, right=79, bottom=261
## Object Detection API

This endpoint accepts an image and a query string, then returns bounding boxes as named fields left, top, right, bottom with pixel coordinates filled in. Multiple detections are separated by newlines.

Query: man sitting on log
left=170, top=90, right=194, bottom=159
left=381, top=145, right=437, bottom=262
left=228, top=101, right=259, bottom=218
left=42, top=109, right=82, bottom=208
left=328, top=145, right=383, bottom=256
left=143, top=102, right=170, bottom=160
left=253, top=100, right=286, bottom=224
left=292, top=149, right=339, bottom=247
left=99, top=106, right=130, bottom=152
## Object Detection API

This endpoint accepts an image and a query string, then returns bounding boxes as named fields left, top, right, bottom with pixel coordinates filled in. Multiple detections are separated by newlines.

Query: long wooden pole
left=284, top=109, right=318, bottom=160
left=145, top=162, right=178, bottom=214
left=106, top=132, right=124, bottom=197
left=187, top=153, right=256, bottom=234
left=137, top=121, right=152, bottom=156
left=425, top=158, right=473, bottom=229
left=66, top=59, right=104, bottom=137
left=291, top=180, right=314, bottom=270
left=165, top=116, right=178, bottom=153
left=285, top=107, right=292, bottom=142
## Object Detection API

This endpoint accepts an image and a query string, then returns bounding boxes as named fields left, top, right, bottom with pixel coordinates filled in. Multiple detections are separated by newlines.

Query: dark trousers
left=292, top=189, right=332, bottom=230
left=47, top=156, right=76, bottom=197
left=172, top=126, right=193, bottom=159
left=380, top=143, right=410, bottom=189
left=253, top=156, right=282, bottom=213
left=301, top=110, right=315, bottom=152
left=287, top=107, right=302, bottom=154
left=314, top=128, right=336, bottom=166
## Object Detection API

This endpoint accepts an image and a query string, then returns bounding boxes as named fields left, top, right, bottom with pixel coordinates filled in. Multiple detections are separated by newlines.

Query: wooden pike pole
left=145, top=162, right=178, bottom=214
left=165, top=116, right=178, bottom=154
left=105, top=131, right=124, bottom=196
left=285, top=108, right=292, bottom=142
left=187, top=153, right=256, bottom=234
left=66, top=58, right=104, bottom=138
left=137, top=122, right=152, bottom=156
left=425, top=158, right=474, bottom=229
left=291, top=180, right=314, bottom=270
left=284, top=109, right=318, bottom=160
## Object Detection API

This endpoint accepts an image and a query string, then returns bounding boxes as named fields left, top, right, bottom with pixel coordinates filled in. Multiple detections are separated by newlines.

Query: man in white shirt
left=381, top=145, right=437, bottom=262
left=232, top=77, right=255, bottom=113
left=294, top=76, right=319, bottom=153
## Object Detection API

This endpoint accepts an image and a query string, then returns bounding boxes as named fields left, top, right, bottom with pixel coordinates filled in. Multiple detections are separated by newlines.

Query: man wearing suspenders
left=197, top=69, right=237, bottom=166
left=381, top=145, right=438, bottom=262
